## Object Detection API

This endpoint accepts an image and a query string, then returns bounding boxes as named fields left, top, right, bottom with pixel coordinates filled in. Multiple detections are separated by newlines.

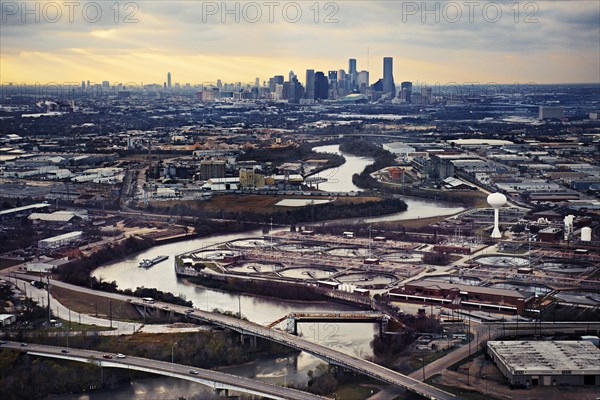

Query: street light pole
left=171, top=342, right=178, bottom=372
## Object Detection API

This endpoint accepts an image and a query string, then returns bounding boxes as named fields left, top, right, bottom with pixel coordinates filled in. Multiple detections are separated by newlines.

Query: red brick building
left=390, top=279, right=535, bottom=315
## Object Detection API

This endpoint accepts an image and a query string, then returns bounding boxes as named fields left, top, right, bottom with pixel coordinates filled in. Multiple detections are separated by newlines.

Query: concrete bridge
left=7, top=274, right=461, bottom=400
left=267, top=311, right=389, bottom=335
left=1, top=341, right=328, bottom=400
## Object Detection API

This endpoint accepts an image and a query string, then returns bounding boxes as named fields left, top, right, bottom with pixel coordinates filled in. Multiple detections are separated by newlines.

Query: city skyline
left=1, top=1, right=599, bottom=84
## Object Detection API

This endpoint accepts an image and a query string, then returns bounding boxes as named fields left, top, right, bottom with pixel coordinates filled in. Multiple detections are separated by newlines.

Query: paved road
left=4, top=272, right=462, bottom=400
left=0, top=341, right=326, bottom=400
left=9, top=276, right=138, bottom=335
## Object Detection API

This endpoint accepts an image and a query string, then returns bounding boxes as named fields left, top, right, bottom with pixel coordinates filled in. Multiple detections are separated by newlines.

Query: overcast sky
left=1, top=0, right=599, bottom=85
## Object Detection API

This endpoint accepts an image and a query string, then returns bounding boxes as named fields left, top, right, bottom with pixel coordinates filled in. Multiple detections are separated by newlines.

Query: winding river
left=80, top=143, right=466, bottom=398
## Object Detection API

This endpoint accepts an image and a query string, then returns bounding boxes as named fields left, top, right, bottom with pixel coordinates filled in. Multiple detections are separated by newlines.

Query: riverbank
left=144, top=195, right=408, bottom=225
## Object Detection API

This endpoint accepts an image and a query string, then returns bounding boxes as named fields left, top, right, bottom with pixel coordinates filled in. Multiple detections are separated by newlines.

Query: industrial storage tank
left=581, top=227, right=592, bottom=242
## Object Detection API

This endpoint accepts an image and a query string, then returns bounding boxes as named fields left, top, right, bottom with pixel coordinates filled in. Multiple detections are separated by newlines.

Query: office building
left=167, top=72, right=171, bottom=88
left=382, top=57, right=395, bottom=96
left=348, top=58, right=358, bottom=91
left=539, top=106, right=565, bottom=120
left=288, top=75, right=304, bottom=103
left=305, top=69, right=315, bottom=100
left=400, top=81, right=413, bottom=103
left=315, top=72, right=328, bottom=100
left=269, top=75, right=284, bottom=93
left=358, top=71, right=369, bottom=94
left=421, top=86, right=432, bottom=104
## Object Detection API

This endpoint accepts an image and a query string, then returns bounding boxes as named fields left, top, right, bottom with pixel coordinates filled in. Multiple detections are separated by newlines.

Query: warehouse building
left=0, top=203, right=49, bottom=221
left=487, top=341, right=600, bottom=388
left=38, top=231, right=83, bottom=250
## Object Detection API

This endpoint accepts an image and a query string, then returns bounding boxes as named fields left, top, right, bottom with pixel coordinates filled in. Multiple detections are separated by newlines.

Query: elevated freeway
left=4, top=272, right=462, bottom=400
left=0, top=341, right=326, bottom=400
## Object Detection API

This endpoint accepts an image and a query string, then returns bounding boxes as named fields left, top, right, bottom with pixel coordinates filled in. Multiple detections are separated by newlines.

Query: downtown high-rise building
left=167, top=72, right=172, bottom=88
left=348, top=58, right=358, bottom=91
left=358, top=71, right=369, bottom=94
left=382, top=57, right=395, bottom=96
left=305, top=69, right=315, bottom=100
left=400, top=81, right=413, bottom=103
left=315, top=71, right=328, bottom=100
left=337, top=69, right=347, bottom=96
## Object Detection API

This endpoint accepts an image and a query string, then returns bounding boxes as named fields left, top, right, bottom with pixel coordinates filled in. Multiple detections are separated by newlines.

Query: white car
left=116, top=353, right=126, bottom=358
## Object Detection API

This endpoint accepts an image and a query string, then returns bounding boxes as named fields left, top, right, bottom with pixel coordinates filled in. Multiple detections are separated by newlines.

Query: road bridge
left=0, top=341, right=326, bottom=400
left=267, top=311, right=389, bottom=334
left=5, top=273, right=462, bottom=400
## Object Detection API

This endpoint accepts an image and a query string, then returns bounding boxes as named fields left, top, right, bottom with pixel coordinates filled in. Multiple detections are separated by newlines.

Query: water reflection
left=312, top=144, right=465, bottom=221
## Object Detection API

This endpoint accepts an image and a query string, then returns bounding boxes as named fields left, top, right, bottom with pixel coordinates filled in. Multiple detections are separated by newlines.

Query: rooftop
left=488, top=341, right=600, bottom=374
left=403, top=279, right=533, bottom=299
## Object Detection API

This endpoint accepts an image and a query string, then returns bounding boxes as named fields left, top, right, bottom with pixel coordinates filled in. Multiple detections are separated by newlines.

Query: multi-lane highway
left=0, top=341, right=327, bottom=400
left=5, top=272, right=462, bottom=400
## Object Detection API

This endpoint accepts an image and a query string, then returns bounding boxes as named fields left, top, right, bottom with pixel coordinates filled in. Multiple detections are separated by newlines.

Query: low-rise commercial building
left=487, top=341, right=600, bottom=387
left=390, top=279, right=535, bottom=314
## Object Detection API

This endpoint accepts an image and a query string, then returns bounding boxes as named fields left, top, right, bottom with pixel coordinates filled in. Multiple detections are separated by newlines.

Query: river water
left=82, top=143, right=465, bottom=398
left=312, top=144, right=465, bottom=221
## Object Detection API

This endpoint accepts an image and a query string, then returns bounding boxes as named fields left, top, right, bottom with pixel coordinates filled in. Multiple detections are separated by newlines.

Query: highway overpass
left=5, top=273, right=462, bottom=400
left=0, top=341, right=327, bottom=400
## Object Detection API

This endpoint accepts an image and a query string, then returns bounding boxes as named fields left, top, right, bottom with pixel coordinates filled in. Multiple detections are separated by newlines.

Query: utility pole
left=47, top=273, right=51, bottom=322
left=109, top=299, right=112, bottom=328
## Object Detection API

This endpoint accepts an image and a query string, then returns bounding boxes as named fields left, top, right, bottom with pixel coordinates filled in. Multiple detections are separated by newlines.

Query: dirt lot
left=50, top=286, right=142, bottom=321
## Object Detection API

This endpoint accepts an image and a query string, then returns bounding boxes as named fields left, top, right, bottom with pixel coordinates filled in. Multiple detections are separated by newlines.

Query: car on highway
left=20, top=343, right=27, bottom=347
left=116, top=353, right=126, bottom=358
left=102, top=354, right=113, bottom=359
left=61, top=349, right=69, bottom=353
left=189, top=369, right=199, bottom=375
left=0, top=340, right=6, bottom=345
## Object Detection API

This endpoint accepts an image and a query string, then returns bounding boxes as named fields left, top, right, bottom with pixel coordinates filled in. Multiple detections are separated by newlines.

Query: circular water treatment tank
left=476, top=256, right=529, bottom=267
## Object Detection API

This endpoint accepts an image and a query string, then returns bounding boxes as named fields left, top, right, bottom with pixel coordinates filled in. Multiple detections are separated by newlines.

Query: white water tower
left=581, top=227, right=592, bottom=242
left=487, top=192, right=507, bottom=239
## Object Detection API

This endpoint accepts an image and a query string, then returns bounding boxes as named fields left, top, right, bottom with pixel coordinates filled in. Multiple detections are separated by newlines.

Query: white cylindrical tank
left=581, top=227, right=592, bottom=242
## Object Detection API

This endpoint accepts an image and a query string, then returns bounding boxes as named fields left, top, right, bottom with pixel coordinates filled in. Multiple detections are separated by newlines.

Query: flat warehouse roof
left=405, top=279, right=532, bottom=299
left=488, top=341, right=600, bottom=375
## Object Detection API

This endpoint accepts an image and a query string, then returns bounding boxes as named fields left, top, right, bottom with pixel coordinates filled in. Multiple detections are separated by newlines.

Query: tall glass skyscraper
left=348, top=58, right=358, bottom=91
left=305, top=69, right=315, bottom=100
left=382, top=57, right=395, bottom=96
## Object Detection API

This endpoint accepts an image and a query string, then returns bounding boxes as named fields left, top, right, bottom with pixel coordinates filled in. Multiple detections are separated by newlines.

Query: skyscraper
left=305, top=69, right=315, bottom=100
left=337, top=69, right=347, bottom=96
left=288, top=75, right=303, bottom=103
left=349, top=59, right=357, bottom=74
left=167, top=72, right=172, bottom=88
left=382, top=57, right=395, bottom=97
left=400, top=81, right=413, bottom=103
left=348, top=58, right=358, bottom=91
left=358, top=71, right=369, bottom=94
left=315, top=71, right=328, bottom=100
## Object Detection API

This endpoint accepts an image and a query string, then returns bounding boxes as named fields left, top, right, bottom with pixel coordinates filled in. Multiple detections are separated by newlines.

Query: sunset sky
left=1, top=0, right=599, bottom=85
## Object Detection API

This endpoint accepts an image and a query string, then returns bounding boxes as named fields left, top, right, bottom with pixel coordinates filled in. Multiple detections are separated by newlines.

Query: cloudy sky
left=1, top=1, right=599, bottom=85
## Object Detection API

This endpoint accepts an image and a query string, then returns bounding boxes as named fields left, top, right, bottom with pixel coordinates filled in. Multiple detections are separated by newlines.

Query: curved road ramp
left=1, top=341, right=327, bottom=400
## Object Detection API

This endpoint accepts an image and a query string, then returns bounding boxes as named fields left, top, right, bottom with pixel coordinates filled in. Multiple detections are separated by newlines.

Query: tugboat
left=139, top=255, right=169, bottom=268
